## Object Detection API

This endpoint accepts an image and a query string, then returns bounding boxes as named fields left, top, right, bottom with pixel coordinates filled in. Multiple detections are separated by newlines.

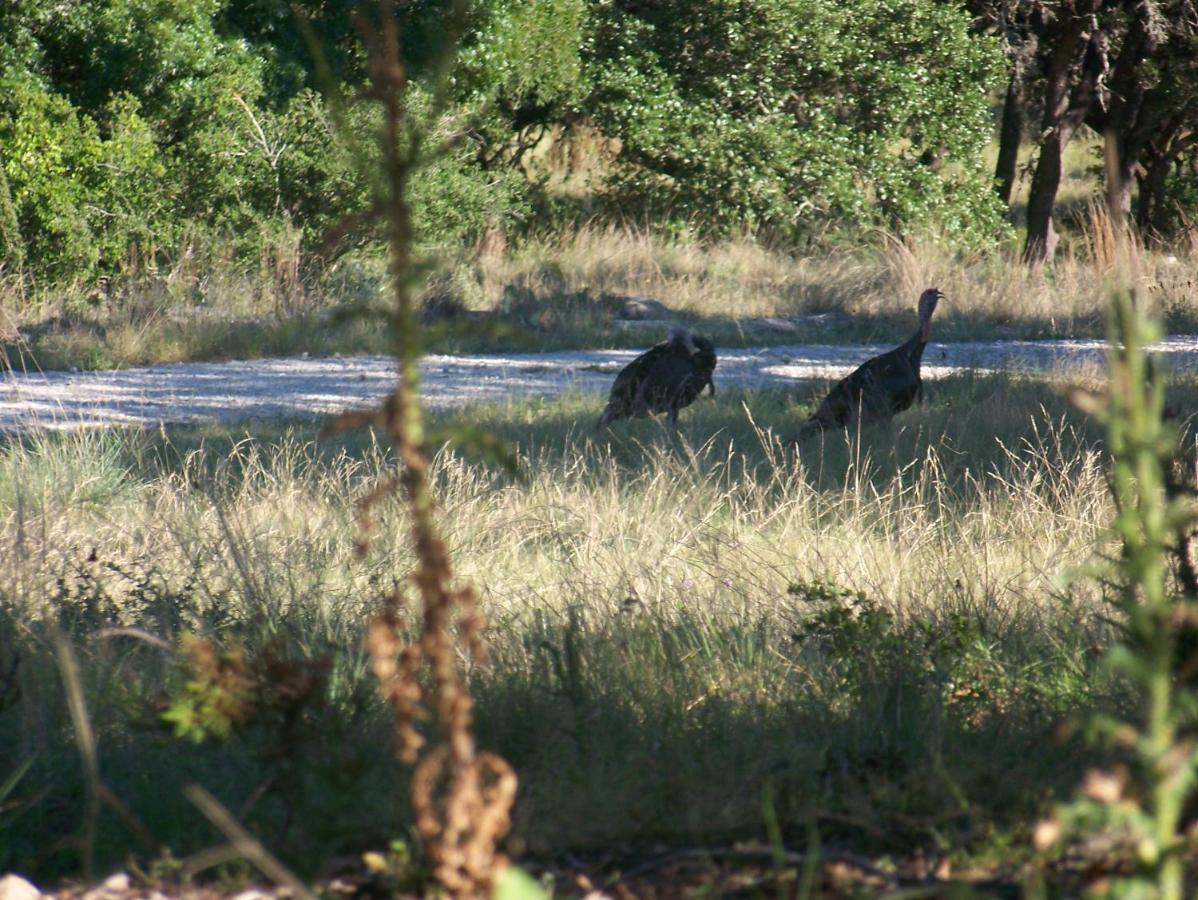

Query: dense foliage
left=581, top=0, right=1006, bottom=242
left=0, top=0, right=1020, bottom=287
left=973, top=0, right=1198, bottom=259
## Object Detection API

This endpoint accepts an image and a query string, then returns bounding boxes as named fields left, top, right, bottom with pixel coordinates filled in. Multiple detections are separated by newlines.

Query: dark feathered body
left=805, top=288, right=942, bottom=431
left=598, top=330, right=717, bottom=427
left=807, top=333, right=927, bottom=427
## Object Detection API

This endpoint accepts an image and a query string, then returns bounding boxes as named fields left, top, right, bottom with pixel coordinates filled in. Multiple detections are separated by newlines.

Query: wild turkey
left=802, top=288, right=942, bottom=432
left=597, top=328, right=717, bottom=428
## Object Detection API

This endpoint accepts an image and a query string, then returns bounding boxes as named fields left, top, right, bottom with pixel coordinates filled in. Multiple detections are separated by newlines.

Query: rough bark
left=1022, top=6, right=1105, bottom=264
left=995, top=71, right=1026, bottom=206
left=1136, top=151, right=1173, bottom=233
left=1104, top=129, right=1136, bottom=226
left=1088, top=6, right=1157, bottom=229
left=1024, top=132, right=1065, bottom=261
left=1136, top=130, right=1198, bottom=234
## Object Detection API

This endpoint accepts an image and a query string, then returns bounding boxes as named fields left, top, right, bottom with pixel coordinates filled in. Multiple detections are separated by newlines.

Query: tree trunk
left=1022, top=13, right=1104, bottom=264
left=1023, top=132, right=1064, bottom=262
left=1089, top=7, right=1158, bottom=233
left=995, top=71, right=1026, bottom=207
left=1135, top=152, right=1172, bottom=234
left=1104, top=128, right=1134, bottom=229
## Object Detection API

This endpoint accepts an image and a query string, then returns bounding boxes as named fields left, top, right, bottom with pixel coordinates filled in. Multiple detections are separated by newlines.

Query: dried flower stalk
left=325, top=2, right=515, bottom=895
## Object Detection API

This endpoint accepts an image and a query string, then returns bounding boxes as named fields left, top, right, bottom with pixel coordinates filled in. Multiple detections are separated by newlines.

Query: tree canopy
left=0, top=0, right=1193, bottom=285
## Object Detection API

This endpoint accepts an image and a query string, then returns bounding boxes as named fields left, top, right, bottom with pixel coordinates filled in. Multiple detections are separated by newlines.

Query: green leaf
left=492, top=865, right=550, bottom=900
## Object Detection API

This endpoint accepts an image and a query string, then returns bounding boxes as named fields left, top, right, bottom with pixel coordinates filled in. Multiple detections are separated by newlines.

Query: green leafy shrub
left=0, top=0, right=1022, bottom=289
left=1, top=83, right=105, bottom=279
left=582, top=0, right=1008, bottom=245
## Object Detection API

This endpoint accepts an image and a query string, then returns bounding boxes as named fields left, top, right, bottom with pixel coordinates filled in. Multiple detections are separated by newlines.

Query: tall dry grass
left=5, top=216, right=1198, bottom=372
left=0, top=375, right=1162, bottom=875
left=459, top=222, right=1198, bottom=340
left=0, top=384, right=1115, bottom=640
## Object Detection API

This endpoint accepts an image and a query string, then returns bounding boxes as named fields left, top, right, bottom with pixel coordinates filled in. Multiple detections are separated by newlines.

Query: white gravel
left=2, top=336, right=1197, bottom=431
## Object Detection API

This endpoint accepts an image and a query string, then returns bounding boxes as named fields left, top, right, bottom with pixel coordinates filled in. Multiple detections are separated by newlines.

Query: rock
left=17, top=316, right=75, bottom=341
left=615, top=296, right=670, bottom=320
left=81, top=872, right=132, bottom=900
left=781, top=311, right=852, bottom=330
left=611, top=318, right=677, bottom=332
left=739, top=312, right=852, bottom=334
left=740, top=316, right=800, bottom=334
left=101, top=873, right=130, bottom=893
left=0, top=875, right=40, bottom=900
left=231, top=889, right=273, bottom=900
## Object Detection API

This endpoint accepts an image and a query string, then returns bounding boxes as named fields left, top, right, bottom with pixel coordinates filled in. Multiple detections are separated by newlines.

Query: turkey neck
left=904, top=327, right=929, bottom=366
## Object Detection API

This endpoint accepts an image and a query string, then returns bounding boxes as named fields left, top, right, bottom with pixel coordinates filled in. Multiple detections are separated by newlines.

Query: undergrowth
left=0, top=374, right=1168, bottom=883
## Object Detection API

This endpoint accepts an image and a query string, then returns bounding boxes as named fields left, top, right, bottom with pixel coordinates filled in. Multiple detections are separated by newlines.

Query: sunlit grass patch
left=5, top=220, right=1198, bottom=372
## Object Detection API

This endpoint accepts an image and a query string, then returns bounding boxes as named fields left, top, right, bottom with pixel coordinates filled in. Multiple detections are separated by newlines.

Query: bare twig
left=183, top=784, right=316, bottom=900
left=55, top=634, right=100, bottom=878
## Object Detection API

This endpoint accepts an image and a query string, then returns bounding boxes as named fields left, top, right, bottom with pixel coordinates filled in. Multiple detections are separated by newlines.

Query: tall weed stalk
left=1049, top=289, right=1198, bottom=897
left=320, top=2, right=515, bottom=895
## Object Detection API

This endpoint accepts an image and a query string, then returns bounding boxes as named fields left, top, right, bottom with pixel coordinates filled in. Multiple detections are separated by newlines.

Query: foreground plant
left=320, top=2, right=516, bottom=896
left=1049, top=290, right=1198, bottom=897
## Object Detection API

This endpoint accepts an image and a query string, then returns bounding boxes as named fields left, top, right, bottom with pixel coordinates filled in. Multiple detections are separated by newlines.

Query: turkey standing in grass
left=802, top=288, right=943, bottom=432
left=597, top=328, right=717, bottom=429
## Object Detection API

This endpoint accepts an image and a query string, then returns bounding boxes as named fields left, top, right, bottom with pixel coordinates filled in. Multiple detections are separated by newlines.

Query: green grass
left=2, top=371, right=1171, bottom=886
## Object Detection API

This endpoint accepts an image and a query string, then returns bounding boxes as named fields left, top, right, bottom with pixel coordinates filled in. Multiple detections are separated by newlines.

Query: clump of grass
left=0, top=376, right=1120, bottom=874
left=466, top=220, right=1198, bottom=339
left=0, top=429, right=144, bottom=515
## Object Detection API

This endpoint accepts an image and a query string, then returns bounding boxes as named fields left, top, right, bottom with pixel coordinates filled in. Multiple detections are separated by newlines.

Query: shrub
left=582, top=0, right=1009, bottom=245
left=0, top=84, right=173, bottom=281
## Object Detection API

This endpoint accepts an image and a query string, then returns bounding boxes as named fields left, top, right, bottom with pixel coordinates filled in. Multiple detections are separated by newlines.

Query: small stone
left=615, top=296, right=670, bottom=320
left=742, top=316, right=800, bottom=333
left=1082, top=767, right=1125, bottom=804
left=0, top=874, right=41, bottom=900
left=1032, top=818, right=1062, bottom=851
left=102, top=873, right=130, bottom=893
left=231, top=890, right=272, bottom=900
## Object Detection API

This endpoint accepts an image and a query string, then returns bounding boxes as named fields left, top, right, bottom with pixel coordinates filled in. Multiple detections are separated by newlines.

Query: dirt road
left=3, top=337, right=1197, bottom=430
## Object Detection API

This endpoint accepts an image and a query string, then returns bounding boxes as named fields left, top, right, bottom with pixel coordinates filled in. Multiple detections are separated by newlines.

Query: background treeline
left=0, top=0, right=1195, bottom=290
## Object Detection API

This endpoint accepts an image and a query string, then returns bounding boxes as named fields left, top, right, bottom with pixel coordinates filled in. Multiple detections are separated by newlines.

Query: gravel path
left=3, top=336, right=1197, bottom=430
